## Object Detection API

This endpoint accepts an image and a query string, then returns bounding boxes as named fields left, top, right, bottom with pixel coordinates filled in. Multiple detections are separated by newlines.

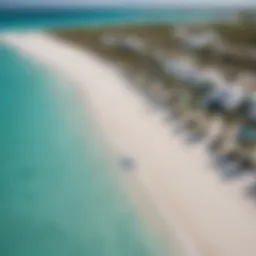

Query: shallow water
left=0, top=8, right=235, bottom=255
left=0, top=44, right=166, bottom=255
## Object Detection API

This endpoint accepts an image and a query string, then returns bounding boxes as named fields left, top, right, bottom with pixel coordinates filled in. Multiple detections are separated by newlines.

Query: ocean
left=0, top=44, right=168, bottom=255
left=0, top=8, right=235, bottom=31
left=0, top=8, right=234, bottom=256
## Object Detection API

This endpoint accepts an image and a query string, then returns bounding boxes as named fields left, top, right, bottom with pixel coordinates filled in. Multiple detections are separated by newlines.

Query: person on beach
left=119, top=156, right=135, bottom=171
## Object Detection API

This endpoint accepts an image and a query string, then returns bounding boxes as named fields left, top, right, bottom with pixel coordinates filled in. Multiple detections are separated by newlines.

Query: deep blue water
left=0, top=8, right=235, bottom=31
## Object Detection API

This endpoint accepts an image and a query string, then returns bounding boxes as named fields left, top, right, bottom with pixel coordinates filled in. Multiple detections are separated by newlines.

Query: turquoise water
left=0, top=45, right=166, bottom=255
left=0, top=8, right=235, bottom=255
left=0, top=8, right=235, bottom=31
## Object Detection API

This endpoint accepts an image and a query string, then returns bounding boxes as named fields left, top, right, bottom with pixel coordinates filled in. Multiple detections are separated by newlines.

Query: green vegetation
left=54, top=25, right=175, bottom=51
left=213, top=23, right=256, bottom=48
left=53, top=25, right=177, bottom=83
left=53, top=21, right=256, bottom=75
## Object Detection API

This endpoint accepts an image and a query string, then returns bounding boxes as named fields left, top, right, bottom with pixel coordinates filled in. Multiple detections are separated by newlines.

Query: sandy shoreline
left=2, top=32, right=256, bottom=256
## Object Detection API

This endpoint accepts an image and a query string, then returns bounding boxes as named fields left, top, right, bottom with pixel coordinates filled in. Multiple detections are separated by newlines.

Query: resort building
left=174, top=26, right=222, bottom=52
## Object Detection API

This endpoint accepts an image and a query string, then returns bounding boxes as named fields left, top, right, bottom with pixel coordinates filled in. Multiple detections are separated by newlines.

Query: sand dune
left=2, top=32, right=256, bottom=256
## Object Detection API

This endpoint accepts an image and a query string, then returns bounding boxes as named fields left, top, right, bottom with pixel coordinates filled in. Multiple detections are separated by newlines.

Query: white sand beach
left=2, top=32, right=256, bottom=256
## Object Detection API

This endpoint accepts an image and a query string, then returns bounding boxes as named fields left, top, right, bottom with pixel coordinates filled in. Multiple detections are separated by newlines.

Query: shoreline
left=2, top=32, right=256, bottom=256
